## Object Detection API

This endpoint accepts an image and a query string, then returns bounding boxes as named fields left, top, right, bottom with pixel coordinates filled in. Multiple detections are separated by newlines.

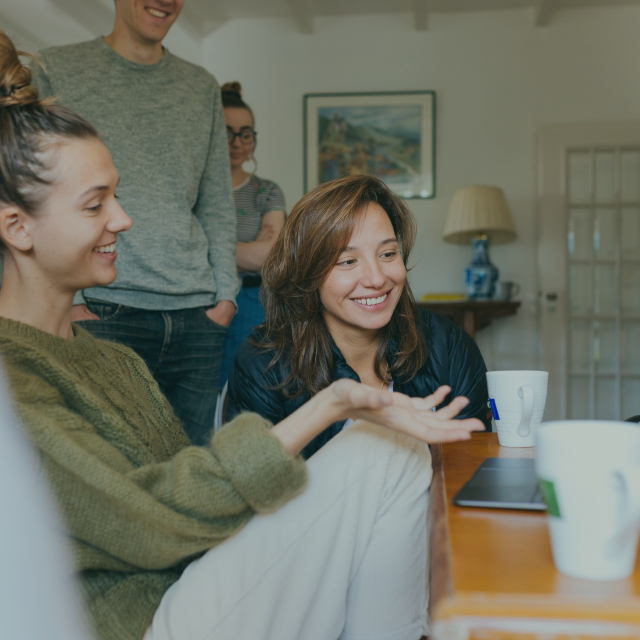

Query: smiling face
left=27, top=138, right=132, bottom=295
left=319, top=202, right=406, bottom=339
left=224, top=107, right=254, bottom=169
left=115, top=0, right=184, bottom=44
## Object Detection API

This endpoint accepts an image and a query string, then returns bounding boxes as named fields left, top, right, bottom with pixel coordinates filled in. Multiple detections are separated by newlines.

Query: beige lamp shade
left=442, top=185, right=517, bottom=245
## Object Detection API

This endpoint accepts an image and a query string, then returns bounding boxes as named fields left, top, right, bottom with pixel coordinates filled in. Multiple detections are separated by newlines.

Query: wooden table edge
left=427, top=435, right=640, bottom=638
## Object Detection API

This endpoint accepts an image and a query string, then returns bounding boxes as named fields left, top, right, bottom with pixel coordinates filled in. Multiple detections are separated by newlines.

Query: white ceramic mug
left=486, top=370, right=548, bottom=447
left=536, top=421, right=640, bottom=581
left=494, top=281, right=520, bottom=301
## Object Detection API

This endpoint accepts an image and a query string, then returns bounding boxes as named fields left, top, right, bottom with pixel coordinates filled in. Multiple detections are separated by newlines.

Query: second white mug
left=536, top=421, right=640, bottom=580
left=486, top=370, right=548, bottom=447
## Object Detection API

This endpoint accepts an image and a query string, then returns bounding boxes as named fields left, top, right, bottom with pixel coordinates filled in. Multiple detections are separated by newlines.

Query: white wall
left=0, top=1, right=202, bottom=65
left=203, top=5, right=640, bottom=371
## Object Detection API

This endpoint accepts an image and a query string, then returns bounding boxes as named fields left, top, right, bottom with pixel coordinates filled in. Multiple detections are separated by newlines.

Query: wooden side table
left=418, top=300, right=521, bottom=340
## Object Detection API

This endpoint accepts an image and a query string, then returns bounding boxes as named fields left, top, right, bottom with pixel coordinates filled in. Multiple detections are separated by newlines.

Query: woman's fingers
left=433, top=396, right=470, bottom=420
left=425, top=417, right=484, bottom=436
left=333, top=379, right=392, bottom=411
left=409, top=385, right=451, bottom=412
left=331, top=380, right=485, bottom=445
left=349, top=384, right=392, bottom=409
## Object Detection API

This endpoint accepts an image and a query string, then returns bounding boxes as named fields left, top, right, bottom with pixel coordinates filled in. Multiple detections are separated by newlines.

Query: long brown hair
left=0, top=31, right=98, bottom=228
left=256, top=174, right=428, bottom=398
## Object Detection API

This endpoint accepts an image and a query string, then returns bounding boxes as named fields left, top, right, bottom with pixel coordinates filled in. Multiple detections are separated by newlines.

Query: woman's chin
left=80, top=268, right=118, bottom=290
left=350, top=310, right=396, bottom=332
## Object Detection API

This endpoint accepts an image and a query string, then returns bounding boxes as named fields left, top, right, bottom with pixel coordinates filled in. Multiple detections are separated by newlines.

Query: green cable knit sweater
left=0, top=317, right=307, bottom=640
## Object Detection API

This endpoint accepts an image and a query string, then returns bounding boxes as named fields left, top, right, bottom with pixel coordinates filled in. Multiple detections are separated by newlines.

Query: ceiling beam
left=413, top=0, right=428, bottom=31
left=534, top=0, right=557, bottom=27
left=284, top=0, right=315, bottom=35
left=47, top=0, right=114, bottom=36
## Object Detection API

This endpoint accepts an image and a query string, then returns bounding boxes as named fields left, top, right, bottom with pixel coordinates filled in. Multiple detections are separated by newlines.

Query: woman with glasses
left=219, top=82, right=286, bottom=386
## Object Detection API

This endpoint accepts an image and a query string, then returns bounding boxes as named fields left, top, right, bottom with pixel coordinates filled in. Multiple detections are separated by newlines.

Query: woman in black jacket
left=227, top=174, right=491, bottom=458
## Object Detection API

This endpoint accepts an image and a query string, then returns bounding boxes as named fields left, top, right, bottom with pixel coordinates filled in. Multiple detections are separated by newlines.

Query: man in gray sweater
left=33, top=0, right=239, bottom=445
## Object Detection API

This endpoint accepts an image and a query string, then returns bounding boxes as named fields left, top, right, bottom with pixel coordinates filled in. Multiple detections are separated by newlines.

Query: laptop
left=452, top=457, right=547, bottom=511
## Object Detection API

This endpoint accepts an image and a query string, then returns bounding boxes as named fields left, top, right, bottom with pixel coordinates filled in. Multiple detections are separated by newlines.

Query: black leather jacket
left=227, top=307, right=491, bottom=458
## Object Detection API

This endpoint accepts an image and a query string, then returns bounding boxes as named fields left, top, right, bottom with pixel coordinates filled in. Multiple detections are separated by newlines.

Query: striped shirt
left=234, top=175, right=286, bottom=277
left=235, top=175, right=286, bottom=242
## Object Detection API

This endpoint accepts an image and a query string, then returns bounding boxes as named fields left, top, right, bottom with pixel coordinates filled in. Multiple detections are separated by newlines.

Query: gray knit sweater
left=32, top=38, right=239, bottom=310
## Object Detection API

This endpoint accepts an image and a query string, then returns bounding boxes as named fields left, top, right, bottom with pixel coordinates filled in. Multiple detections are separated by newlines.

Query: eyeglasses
left=227, top=126, right=257, bottom=145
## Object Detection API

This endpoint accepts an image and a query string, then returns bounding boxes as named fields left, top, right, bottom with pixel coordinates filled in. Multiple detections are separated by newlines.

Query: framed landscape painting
left=304, top=91, right=436, bottom=199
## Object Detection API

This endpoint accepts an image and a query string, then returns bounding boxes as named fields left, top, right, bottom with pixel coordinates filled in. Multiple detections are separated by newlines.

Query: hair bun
left=220, top=81, right=242, bottom=98
left=0, top=31, right=40, bottom=108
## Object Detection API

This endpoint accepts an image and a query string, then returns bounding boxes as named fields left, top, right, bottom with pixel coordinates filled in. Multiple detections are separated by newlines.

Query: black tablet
left=452, top=457, right=547, bottom=511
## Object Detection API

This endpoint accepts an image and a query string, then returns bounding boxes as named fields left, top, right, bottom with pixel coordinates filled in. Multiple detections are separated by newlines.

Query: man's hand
left=71, top=304, right=100, bottom=322
left=205, top=300, right=236, bottom=328
left=329, top=380, right=484, bottom=444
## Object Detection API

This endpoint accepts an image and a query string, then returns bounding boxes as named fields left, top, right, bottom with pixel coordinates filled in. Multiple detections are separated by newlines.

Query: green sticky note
left=539, top=478, right=561, bottom=517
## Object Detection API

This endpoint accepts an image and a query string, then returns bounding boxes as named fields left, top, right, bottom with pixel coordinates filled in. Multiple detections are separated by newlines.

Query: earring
left=244, top=153, right=258, bottom=176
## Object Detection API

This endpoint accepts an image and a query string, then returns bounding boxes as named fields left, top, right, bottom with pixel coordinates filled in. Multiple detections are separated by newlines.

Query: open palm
left=329, top=378, right=484, bottom=444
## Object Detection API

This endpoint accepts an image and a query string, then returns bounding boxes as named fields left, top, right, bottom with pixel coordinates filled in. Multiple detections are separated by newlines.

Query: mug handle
left=512, top=283, right=521, bottom=298
left=517, top=385, right=534, bottom=437
left=605, top=466, right=640, bottom=555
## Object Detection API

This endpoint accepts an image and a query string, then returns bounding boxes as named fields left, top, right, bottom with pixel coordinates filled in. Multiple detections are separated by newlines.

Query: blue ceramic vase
left=464, top=236, right=498, bottom=299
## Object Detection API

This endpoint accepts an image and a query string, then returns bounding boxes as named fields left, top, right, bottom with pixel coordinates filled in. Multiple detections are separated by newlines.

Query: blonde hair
left=0, top=31, right=98, bottom=219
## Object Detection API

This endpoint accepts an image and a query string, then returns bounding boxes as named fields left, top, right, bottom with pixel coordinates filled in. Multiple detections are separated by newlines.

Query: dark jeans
left=77, top=300, right=226, bottom=446
left=219, top=286, right=266, bottom=387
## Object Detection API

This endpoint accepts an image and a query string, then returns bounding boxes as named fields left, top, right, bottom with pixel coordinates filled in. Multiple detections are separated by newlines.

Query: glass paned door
left=567, top=147, right=640, bottom=420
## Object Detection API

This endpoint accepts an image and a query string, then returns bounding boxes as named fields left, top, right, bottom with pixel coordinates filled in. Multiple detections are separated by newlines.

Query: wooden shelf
left=418, top=300, right=521, bottom=340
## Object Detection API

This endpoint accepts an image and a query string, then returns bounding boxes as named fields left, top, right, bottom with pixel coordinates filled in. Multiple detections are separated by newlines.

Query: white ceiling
left=0, top=0, right=638, bottom=48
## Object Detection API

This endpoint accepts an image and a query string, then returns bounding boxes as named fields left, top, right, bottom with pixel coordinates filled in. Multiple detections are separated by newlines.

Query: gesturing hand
left=328, top=379, right=484, bottom=444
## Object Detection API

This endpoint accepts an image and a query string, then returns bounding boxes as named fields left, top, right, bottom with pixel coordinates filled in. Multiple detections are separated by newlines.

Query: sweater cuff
left=211, top=412, right=307, bottom=512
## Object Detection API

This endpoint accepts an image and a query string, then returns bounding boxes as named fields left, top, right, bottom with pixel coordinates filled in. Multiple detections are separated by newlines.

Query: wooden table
left=428, top=433, right=640, bottom=639
left=419, top=301, right=520, bottom=340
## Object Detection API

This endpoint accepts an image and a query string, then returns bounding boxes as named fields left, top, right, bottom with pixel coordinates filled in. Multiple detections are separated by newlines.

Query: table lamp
left=442, top=185, right=516, bottom=299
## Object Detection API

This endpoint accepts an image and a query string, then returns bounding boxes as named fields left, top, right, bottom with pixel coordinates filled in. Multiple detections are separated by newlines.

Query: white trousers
left=144, top=420, right=433, bottom=640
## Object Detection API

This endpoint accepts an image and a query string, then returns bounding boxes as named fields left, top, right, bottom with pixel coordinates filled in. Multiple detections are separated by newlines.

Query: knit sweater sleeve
left=11, top=368, right=307, bottom=572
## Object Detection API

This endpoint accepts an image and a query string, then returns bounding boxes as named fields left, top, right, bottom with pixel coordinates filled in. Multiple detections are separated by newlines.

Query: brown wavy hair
left=255, top=174, right=428, bottom=398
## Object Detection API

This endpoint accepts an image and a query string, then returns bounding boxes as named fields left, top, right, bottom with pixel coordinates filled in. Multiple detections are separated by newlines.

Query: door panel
left=538, top=122, right=640, bottom=421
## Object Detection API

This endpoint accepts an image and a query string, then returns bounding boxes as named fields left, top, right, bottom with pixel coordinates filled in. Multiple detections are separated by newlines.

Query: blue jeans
left=77, top=300, right=226, bottom=446
left=219, top=286, right=265, bottom=387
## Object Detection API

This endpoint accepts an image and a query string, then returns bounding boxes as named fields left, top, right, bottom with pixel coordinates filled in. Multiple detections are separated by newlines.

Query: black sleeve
left=226, top=338, right=288, bottom=426
left=447, top=326, right=492, bottom=430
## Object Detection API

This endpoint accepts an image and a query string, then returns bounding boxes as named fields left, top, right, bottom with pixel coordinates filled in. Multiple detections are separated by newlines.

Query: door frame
left=537, top=121, right=640, bottom=420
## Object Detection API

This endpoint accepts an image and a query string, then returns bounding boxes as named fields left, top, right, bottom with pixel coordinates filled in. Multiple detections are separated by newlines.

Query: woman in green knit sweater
left=0, top=33, right=483, bottom=640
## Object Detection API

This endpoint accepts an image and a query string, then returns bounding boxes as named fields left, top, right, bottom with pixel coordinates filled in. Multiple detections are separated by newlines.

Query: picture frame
left=303, top=90, right=436, bottom=199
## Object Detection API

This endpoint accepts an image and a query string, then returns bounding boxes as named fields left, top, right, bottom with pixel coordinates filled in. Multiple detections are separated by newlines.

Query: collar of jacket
left=327, top=328, right=401, bottom=384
